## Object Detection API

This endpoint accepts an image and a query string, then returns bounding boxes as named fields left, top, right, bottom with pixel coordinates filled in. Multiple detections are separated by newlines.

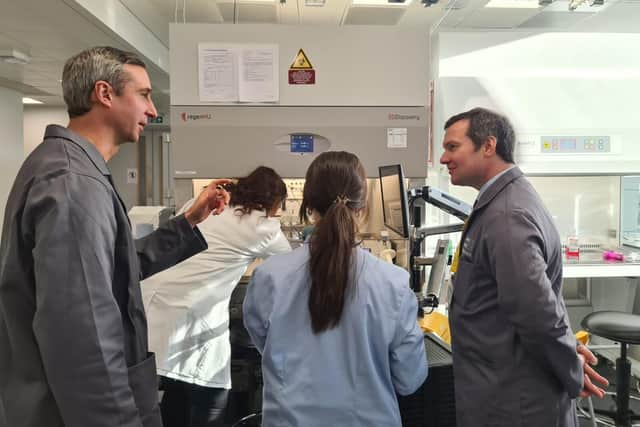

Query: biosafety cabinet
left=168, top=23, right=432, bottom=237
left=170, top=105, right=428, bottom=199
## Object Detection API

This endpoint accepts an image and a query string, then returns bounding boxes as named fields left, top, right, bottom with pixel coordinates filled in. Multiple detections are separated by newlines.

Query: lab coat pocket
left=128, top=352, right=162, bottom=427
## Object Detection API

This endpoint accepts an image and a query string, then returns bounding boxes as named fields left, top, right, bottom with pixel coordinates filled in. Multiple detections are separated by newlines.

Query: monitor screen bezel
left=378, top=164, right=410, bottom=239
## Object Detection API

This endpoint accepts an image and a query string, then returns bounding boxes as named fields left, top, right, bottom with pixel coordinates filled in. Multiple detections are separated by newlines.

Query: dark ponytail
left=299, top=152, right=367, bottom=334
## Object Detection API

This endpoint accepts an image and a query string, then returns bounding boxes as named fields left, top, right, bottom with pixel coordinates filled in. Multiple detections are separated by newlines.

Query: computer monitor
left=379, top=164, right=410, bottom=238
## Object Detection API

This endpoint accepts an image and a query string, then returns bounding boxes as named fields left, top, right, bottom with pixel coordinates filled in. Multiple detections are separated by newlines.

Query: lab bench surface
left=563, top=247, right=640, bottom=278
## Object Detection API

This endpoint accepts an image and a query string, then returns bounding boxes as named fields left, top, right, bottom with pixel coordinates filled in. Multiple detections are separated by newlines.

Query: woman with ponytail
left=141, top=166, right=291, bottom=427
left=243, top=151, right=427, bottom=427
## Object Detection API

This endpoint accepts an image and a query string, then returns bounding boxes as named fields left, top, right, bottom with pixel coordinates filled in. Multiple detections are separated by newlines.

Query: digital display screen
left=379, top=165, right=410, bottom=238
left=541, top=135, right=611, bottom=153
left=290, top=135, right=314, bottom=153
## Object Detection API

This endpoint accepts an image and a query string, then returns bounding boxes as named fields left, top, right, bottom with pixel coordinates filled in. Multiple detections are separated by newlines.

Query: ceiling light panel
left=485, top=0, right=539, bottom=8
left=351, top=0, right=412, bottom=5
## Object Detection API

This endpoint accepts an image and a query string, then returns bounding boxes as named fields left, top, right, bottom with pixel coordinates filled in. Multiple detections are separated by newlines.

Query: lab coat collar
left=44, top=124, right=111, bottom=177
left=473, top=165, right=523, bottom=212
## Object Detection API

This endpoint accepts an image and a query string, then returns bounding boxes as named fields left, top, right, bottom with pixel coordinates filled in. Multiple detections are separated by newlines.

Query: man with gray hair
left=441, top=107, right=608, bottom=426
left=0, top=46, right=230, bottom=427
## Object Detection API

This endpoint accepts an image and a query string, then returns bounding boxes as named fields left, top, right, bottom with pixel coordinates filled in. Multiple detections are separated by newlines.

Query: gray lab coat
left=450, top=166, right=583, bottom=427
left=0, top=125, right=207, bottom=427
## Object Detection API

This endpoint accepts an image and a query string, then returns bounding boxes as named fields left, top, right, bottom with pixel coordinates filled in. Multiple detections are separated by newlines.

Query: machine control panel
left=290, top=134, right=314, bottom=153
left=281, top=179, right=305, bottom=238
left=540, top=136, right=611, bottom=153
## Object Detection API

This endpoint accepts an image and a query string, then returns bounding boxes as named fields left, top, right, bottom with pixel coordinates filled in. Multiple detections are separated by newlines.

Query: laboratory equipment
left=378, top=164, right=470, bottom=315
left=603, top=251, right=624, bottom=262
left=128, top=206, right=174, bottom=238
left=407, top=186, right=470, bottom=313
left=379, top=164, right=411, bottom=239
left=621, top=176, right=640, bottom=249
left=398, top=333, right=456, bottom=427
left=566, top=235, right=580, bottom=258
left=411, top=186, right=471, bottom=222
left=171, top=106, right=428, bottom=181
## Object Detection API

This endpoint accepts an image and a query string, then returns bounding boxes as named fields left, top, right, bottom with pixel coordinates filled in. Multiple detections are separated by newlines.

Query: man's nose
left=147, top=100, right=158, bottom=118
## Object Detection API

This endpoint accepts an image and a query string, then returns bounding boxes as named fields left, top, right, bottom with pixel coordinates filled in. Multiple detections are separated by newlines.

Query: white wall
left=23, top=106, right=68, bottom=156
left=0, top=87, right=24, bottom=231
left=109, top=142, right=139, bottom=211
left=170, top=23, right=429, bottom=107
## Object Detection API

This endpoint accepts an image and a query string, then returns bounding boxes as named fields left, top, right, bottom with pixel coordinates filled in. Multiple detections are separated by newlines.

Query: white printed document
left=198, top=43, right=279, bottom=103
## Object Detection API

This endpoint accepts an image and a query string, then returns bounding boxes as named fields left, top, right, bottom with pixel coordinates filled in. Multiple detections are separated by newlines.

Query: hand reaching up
left=185, top=179, right=232, bottom=227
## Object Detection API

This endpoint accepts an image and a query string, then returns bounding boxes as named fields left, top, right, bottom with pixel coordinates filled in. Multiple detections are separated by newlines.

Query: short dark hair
left=444, top=107, right=515, bottom=163
left=62, top=46, right=147, bottom=118
left=228, top=166, right=287, bottom=215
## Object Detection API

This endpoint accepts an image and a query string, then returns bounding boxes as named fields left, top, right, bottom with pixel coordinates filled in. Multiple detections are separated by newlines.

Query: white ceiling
left=1, top=0, right=638, bottom=113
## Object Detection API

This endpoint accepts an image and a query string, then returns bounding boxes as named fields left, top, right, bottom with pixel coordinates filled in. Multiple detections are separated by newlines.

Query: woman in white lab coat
left=141, top=166, right=291, bottom=427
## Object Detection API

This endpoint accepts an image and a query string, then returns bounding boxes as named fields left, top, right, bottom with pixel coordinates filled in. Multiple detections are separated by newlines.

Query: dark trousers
left=160, top=376, right=229, bottom=427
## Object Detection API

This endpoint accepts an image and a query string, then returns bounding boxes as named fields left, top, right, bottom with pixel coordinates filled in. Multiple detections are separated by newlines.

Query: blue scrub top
left=243, top=244, right=427, bottom=427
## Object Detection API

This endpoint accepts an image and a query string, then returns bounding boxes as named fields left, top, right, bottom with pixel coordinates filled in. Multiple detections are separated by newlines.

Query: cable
left=422, top=305, right=436, bottom=315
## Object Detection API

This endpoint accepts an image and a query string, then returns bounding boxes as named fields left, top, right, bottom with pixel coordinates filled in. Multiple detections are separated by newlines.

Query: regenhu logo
left=181, top=112, right=213, bottom=122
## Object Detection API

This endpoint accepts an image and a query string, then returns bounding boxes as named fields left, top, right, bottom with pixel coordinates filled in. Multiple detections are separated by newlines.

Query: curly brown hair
left=228, top=166, right=287, bottom=215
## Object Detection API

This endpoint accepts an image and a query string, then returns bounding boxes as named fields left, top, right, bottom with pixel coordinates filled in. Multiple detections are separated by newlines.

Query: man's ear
left=93, top=81, right=113, bottom=108
left=482, top=136, right=497, bottom=157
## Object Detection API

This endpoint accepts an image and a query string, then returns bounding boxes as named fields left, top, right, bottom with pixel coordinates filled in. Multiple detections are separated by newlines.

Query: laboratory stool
left=581, top=311, right=640, bottom=427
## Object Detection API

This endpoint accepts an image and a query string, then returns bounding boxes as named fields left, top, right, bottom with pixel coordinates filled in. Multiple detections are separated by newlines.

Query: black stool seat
left=581, top=311, right=640, bottom=344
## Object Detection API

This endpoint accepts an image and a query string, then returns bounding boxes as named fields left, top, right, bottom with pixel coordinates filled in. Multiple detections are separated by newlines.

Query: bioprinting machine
left=168, top=23, right=446, bottom=426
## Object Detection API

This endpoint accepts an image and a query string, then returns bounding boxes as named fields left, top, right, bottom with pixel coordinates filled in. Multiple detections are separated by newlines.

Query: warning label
left=289, top=49, right=315, bottom=84
left=289, top=69, right=315, bottom=85
left=290, top=49, right=313, bottom=70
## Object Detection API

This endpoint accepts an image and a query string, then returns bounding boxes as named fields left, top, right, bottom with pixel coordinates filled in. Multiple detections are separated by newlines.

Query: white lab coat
left=141, top=202, right=291, bottom=389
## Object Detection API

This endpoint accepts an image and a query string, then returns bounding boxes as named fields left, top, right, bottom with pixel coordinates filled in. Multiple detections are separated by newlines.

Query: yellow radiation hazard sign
left=290, top=49, right=313, bottom=70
